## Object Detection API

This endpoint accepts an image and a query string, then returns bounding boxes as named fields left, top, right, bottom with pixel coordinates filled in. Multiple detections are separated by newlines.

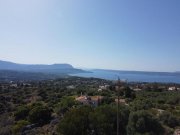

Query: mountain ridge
left=0, top=60, right=85, bottom=74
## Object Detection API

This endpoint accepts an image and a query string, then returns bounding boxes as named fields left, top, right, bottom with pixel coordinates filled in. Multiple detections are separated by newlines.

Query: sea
left=70, top=69, right=180, bottom=84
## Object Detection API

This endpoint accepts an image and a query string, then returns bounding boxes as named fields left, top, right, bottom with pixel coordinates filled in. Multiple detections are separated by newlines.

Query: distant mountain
left=0, top=60, right=85, bottom=74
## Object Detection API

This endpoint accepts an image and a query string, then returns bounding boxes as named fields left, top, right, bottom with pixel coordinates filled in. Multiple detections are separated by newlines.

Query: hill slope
left=0, top=60, right=85, bottom=74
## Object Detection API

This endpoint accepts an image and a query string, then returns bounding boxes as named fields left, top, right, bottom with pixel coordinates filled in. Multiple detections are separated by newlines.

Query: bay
left=70, top=69, right=180, bottom=84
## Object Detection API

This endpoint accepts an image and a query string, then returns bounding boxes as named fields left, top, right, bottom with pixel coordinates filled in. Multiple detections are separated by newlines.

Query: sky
left=0, top=0, right=180, bottom=72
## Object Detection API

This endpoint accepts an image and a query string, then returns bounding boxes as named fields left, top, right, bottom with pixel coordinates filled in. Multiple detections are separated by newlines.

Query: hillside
left=0, top=60, right=85, bottom=75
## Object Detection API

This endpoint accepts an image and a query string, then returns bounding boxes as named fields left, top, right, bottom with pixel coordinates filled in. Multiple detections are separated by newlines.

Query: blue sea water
left=70, top=70, right=180, bottom=84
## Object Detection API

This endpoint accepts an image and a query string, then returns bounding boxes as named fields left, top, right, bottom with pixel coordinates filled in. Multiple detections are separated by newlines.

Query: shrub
left=57, top=106, right=92, bottom=135
left=14, top=106, right=29, bottom=120
left=55, top=97, right=77, bottom=115
left=0, top=103, right=5, bottom=114
left=159, top=111, right=180, bottom=128
left=28, top=106, right=52, bottom=124
left=127, top=110, right=164, bottom=135
left=12, top=120, right=30, bottom=135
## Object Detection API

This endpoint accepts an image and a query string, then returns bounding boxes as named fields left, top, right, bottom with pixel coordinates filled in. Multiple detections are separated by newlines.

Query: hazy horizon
left=0, top=59, right=180, bottom=73
left=0, top=0, right=180, bottom=72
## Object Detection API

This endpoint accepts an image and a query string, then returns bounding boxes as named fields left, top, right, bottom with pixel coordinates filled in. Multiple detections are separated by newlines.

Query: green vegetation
left=12, top=120, right=30, bottom=135
left=0, top=77, right=179, bottom=135
left=55, top=96, right=78, bottom=115
left=14, top=106, right=30, bottom=120
left=127, top=110, right=164, bottom=135
left=58, top=106, right=92, bottom=135
left=28, top=105, right=52, bottom=124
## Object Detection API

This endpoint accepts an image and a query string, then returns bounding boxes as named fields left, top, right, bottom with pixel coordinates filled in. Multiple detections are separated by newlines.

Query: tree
left=55, top=96, right=77, bottom=115
left=159, top=111, right=180, bottom=128
left=124, top=87, right=132, bottom=98
left=89, top=105, right=129, bottom=135
left=89, top=105, right=117, bottom=135
left=38, top=89, right=48, bottom=101
left=12, top=120, right=30, bottom=135
left=127, top=110, right=164, bottom=135
left=14, top=106, right=30, bottom=120
left=28, top=106, right=52, bottom=124
left=57, top=105, right=129, bottom=135
left=101, top=96, right=114, bottom=105
left=130, top=99, right=153, bottom=111
left=57, top=106, right=92, bottom=135
left=0, top=103, right=5, bottom=114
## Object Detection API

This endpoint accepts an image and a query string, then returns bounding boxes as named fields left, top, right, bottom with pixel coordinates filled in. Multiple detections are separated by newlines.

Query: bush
left=14, top=106, right=29, bottom=120
left=124, top=87, right=133, bottom=98
left=28, top=106, right=52, bottom=124
left=159, top=111, right=180, bottom=128
left=101, top=96, right=114, bottom=105
left=12, top=120, right=30, bottom=135
left=89, top=105, right=129, bottom=135
left=0, top=103, right=5, bottom=114
left=57, top=105, right=130, bottom=135
left=130, top=99, right=153, bottom=111
left=55, top=97, right=77, bottom=115
left=57, top=106, right=92, bottom=135
left=127, top=110, right=164, bottom=135
left=0, top=126, right=12, bottom=135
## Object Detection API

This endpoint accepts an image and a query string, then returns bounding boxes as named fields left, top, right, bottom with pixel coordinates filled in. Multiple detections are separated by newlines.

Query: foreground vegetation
left=0, top=77, right=180, bottom=135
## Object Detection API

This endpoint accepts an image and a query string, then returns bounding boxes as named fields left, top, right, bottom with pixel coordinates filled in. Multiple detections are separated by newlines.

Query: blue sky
left=0, top=0, right=180, bottom=72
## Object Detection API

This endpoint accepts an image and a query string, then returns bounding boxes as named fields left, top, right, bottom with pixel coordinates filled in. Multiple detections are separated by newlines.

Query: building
left=10, top=84, right=18, bottom=88
left=76, top=95, right=91, bottom=106
left=133, top=88, right=142, bottom=91
left=76, top=95, right=103, bottom=107
left=168, top=87, right=176, bottom=91
left=98, top=85, right=110, bottom=91
left=66, top=85, right=76, bottom=89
